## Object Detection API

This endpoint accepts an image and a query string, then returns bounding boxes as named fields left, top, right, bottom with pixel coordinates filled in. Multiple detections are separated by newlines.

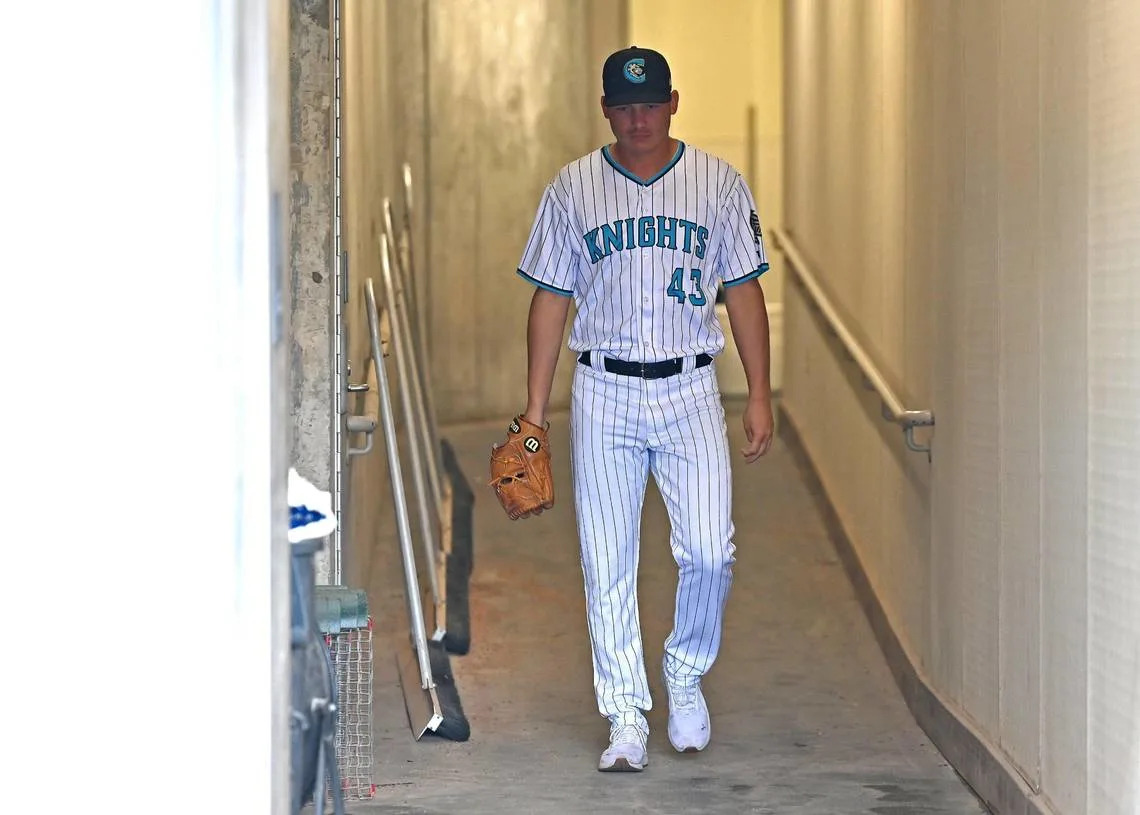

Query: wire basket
left=317, top=589, right=375, bottom=801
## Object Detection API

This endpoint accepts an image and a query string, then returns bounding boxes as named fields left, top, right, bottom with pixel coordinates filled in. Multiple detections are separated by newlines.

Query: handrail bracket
left=773, top=227, right=935, bottom=460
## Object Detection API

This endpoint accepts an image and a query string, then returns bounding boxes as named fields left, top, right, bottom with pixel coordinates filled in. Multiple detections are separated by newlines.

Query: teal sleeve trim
left=722, top=263, right=769, bottom=288
left=517, top=268, right=573, bottom=297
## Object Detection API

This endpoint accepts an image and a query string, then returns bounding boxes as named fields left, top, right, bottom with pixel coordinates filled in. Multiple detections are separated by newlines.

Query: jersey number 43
left=667, top=266, right=707, bottom=307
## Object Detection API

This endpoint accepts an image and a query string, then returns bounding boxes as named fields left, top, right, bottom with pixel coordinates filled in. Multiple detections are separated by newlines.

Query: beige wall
left=426, top=0, right=627, bottom=423
left=338, top=1, right=624, bottom=580
left=782, top=2, right=1140, bottom=813
left=630, top=0, right=785, bottom=394
left=1086, top=4, right=1140, bottom=809
left=341, top=0, right=398, bottom=590
left=345, top=2, right=782, bottom=426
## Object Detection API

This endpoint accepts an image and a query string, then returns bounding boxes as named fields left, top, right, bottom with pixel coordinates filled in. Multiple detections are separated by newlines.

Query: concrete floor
left=351, top=400, right=990, bottom=815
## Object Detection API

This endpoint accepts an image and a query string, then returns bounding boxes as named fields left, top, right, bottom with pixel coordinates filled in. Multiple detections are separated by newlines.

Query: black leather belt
left=578, top=351, right=712, bottom=380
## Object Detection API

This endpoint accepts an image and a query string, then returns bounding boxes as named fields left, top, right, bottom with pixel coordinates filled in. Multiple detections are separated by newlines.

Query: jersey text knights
left=582, top=216, right=710, bottom=263
left=517, top=142, right=769, bottom=363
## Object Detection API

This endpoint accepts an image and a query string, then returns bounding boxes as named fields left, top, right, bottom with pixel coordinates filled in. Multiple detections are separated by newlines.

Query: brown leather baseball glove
left=489, top=415, right=554, bottom=520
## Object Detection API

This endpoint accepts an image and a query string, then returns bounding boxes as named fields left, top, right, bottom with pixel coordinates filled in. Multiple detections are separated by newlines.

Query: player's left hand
left=740, top=397, right=774, bottom=463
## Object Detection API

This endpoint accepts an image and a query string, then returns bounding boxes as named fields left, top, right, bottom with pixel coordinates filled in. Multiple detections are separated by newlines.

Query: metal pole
left=377, top=234, right=443, bottom=615
left=399, top=171, right=447, bottom=489
left=365, top=278, right=434, bottom=689
left=401, top=164, right=428, bottom=370
left=384, top=198, right=444, bottom=512
left=331, top=0, right=345, bottom=585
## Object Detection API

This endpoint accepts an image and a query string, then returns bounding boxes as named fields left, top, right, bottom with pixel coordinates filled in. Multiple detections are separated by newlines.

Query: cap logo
left=623, top=58, right=646, bottom=83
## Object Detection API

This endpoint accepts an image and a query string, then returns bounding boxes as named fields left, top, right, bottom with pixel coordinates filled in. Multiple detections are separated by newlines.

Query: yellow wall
left=630, top=0, right=785, bottom=394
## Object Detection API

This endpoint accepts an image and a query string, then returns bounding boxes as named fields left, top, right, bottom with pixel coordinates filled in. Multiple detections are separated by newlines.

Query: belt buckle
left=639, top=362, right=649, bottom=378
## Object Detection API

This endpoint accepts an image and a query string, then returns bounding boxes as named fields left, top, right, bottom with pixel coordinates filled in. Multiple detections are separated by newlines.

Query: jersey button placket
left=639, top=185, right=654, bottom=358
left=640, top=256, right=652, bottom=356
left=642, top=191, right=652, bottom=360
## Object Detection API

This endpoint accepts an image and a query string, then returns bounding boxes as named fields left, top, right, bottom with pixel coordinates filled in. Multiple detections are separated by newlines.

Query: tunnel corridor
left=355, top=404, right=989, bottom=814
left=15, top=2, right=1137, bottom=813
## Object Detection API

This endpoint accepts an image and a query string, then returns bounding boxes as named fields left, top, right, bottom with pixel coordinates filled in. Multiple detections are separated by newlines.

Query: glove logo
left=623, top=58, right=646, bottom=83
left=489, top=415, right=554, bottom=519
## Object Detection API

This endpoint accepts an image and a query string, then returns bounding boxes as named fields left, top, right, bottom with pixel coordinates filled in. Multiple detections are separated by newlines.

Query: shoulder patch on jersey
left=623, top=58, right=646, bottom=83
left=750, top=209, right=762, bottom=245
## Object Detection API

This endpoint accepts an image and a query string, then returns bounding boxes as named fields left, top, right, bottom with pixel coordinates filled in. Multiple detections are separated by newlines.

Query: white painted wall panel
left=908, top=0, right=961, bottom=702
left=1038, top=3, right=1089, bottom=809
left=783, top=0, right=936, bottom=672
left=875, top=0, right=931, bottom=663
left=956, top=0, right=1003, bottom=739
left=1087, top=3, right=1140, bottom=812
left=1039, top=3, right=1089, bottom=811
left=996, top=0, right=1044, bottom=786
left=784, top=1, right=1140, bottom=811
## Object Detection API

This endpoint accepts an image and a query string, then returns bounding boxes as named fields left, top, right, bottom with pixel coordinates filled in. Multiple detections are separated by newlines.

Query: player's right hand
left=740, top=398, right=774, bottom=463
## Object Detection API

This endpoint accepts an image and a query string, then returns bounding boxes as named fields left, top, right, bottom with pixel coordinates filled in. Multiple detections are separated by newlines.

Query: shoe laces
left=610, top=723, right=645, bottom=746
left=668, top=683, right=699, bottom=711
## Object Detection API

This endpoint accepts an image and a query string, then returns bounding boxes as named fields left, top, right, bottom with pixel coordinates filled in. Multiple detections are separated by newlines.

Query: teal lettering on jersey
left=582, top=215, right=709, bottom=265
left=638, top=216, right=655, bottom=246
left=601, top=222, right=624, bottom=255
left=583, top=227, right=605, bottom=263
left=678, top=219, right=697, bottom=253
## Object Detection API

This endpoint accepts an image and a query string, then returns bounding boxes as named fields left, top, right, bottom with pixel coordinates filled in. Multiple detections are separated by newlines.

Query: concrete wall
left=338, top=0, right=422, bottom=591
left=336, top=0, right=622, bottom=584
left=782, top=2, right=1140, bottom=813
left=289, top=0, right=335, bottom=581
left=426, top=0, right=626, bottom=423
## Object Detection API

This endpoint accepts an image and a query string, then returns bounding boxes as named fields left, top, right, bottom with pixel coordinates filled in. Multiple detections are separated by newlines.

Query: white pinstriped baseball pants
left=570, top=354, right=736, bottom=731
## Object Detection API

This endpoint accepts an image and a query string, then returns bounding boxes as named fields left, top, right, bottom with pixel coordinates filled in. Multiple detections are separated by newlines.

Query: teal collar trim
left=602, top=141, right=685, bottom=186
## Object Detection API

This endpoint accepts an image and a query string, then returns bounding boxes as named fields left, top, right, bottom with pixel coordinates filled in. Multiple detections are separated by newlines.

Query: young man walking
left=493, top=45, right=774, bottom=772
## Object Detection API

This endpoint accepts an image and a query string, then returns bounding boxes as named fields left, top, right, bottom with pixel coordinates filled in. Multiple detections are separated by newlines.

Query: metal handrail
left=364, top=277, right=436, bottom=693
left=771, top=228, right=934, bottom=456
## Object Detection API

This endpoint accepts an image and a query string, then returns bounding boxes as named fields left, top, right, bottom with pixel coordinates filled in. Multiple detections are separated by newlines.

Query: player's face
left=603, top=91, right=679, bottom=155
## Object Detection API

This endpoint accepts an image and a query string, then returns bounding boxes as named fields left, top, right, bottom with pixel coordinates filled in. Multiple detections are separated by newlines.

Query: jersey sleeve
left=715, top=175, right=770, bottom=288
left=516, top=183, right=577, bottom=297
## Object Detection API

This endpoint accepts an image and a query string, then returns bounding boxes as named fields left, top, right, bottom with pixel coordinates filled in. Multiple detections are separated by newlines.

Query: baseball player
left=491, top=45, right=773, bottom=772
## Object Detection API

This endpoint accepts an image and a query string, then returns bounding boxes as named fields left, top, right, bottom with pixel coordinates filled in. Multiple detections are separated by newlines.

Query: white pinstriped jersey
left=517, top=141, right=769, bottom=363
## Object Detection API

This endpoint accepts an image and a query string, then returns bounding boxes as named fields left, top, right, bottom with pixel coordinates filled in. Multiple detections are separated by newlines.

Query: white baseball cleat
left=665, top=679, right=711, bottom=753
left=598, top=723, right=648, bottom=772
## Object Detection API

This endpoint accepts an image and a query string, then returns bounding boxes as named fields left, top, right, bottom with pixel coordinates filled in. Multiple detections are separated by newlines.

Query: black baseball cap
left=602, top=46, right=672, bottom=107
